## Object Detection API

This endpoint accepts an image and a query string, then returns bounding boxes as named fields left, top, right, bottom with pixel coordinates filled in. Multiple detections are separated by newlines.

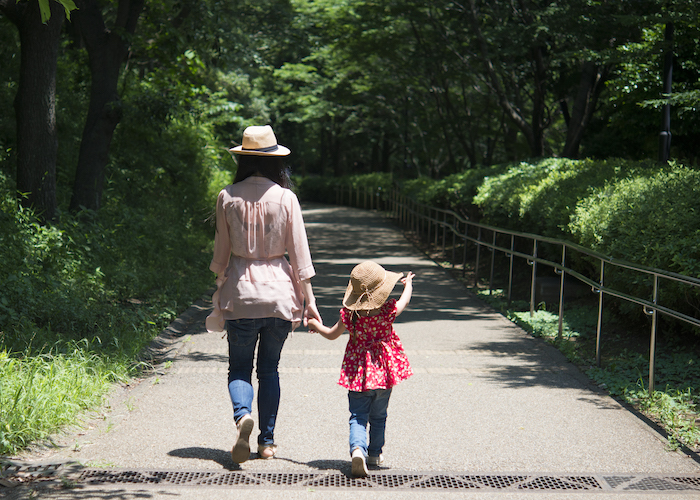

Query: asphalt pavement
left=4, top=204, right=700, bottom=499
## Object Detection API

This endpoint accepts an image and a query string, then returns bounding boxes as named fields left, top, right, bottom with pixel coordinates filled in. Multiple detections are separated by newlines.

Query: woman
left=206, top=125, right=320, bottom=463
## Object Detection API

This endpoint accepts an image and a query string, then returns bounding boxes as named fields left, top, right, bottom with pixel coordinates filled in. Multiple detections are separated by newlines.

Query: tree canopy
left=1, top=0, right=699, bottom=219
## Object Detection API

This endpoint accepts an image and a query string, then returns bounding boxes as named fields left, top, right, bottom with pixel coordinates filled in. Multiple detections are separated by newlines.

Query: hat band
left=356, top=271, right=387, bottom=305
left=243, top=144, right=279, bottom=153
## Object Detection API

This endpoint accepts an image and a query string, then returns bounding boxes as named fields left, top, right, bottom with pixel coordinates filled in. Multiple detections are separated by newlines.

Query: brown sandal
left=257, top=444, right=278, bottom=459
left=231, top=414, right=254, bottom=463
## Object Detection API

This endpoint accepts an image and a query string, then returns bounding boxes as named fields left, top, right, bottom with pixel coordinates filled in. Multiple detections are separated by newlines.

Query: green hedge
left=473, top=158, right=658, bottom=238
left=568, top=165, right=700, bottom=322
left=437, top=158, right=699, bottom=334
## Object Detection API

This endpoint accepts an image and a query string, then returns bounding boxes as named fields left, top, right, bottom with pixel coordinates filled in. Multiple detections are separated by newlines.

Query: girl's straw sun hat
left=343, top=261, right=403, bottom=311
left=229, top=125, right=291, bottom=156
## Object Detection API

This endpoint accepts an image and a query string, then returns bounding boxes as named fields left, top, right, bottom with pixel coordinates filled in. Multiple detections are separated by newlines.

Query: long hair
left=233, top=155, right=292, bottom=189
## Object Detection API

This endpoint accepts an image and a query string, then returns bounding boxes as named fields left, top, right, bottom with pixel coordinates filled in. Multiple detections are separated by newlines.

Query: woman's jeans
left=348, top=388, right=392, bottom=457
left=226, top=317, right=290, bottom=446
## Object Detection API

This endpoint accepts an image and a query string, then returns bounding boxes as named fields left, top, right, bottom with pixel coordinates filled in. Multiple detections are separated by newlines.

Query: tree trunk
left=1, top=0, right=63, bottom=222
left=69, top=0, right=144, bottom=212
left=530, top=45, right=547, bottom=157
left=562, top=61, right=609, bottom=159
left=468, top=0, right=544, bottom=159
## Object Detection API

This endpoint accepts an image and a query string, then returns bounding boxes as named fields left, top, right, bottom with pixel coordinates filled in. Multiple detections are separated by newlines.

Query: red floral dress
left=338, top=299, right=413, bottom=392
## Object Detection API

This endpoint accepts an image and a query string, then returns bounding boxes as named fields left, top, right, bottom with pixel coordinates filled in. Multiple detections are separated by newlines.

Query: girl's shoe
left=367, top=454, right=384, bottom=466
left=351, top=448, right=369, bottom=478
left=231, top=414, right=254, bottom=463
left=257, top=444, right=278, bottom=459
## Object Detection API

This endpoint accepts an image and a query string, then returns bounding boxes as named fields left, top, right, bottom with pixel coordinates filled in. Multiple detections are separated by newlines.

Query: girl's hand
left=401, top=271, right=415, bottom=285
left=307, top=318, right=322, bottom=332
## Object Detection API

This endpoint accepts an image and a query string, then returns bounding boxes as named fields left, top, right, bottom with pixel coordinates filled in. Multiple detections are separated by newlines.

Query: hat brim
left=342, top=270, right=403, bottom=311
left=229, top=144, right=291, bottom=157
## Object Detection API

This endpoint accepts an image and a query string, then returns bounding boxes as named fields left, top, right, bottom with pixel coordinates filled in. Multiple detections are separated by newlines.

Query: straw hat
left=343, top=261, right=403, bottom=311
left=229, top=125, right=291, bottom=156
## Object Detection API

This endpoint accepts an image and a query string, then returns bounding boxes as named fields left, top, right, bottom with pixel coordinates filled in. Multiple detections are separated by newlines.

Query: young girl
left=307, top=261, right=415, bottom=477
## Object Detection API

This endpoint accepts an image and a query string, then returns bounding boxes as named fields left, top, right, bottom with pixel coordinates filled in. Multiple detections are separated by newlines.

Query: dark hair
left=233, top=155, right=292, bottom=189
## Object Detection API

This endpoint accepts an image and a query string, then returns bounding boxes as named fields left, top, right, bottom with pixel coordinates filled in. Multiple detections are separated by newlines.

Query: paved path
left=6, top=204, right=700, bottom=499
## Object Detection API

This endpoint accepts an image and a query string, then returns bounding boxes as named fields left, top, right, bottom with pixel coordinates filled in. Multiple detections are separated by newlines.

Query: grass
left=0, top=345, right=129, bottom=456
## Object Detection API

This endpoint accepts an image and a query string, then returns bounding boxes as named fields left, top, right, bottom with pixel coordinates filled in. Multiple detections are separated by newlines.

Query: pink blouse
left=338, top=299, right=413, bottom=392
left=206, top=176, right=315, bottom=332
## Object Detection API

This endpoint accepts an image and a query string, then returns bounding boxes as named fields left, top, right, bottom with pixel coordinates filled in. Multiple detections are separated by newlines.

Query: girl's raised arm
left=395, top=271, right=415, bottom=317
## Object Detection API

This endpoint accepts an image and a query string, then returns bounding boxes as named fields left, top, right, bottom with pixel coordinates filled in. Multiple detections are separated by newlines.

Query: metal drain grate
left=3, top=464, right=700, bottom=493
left=72, top=469, right=700, bottom=492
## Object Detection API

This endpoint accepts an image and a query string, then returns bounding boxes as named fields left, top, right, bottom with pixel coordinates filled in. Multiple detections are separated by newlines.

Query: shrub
left=569, top=165, right=700, bottom=329
left=474, top=158, right=657, bottom=237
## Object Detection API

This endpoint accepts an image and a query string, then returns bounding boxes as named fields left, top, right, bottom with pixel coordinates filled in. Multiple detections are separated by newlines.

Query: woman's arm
left=395, top=271, right=415, bottom=317
left=307, top=317, right=346, bottom=340
left=300, top=278, right=321, bottom=326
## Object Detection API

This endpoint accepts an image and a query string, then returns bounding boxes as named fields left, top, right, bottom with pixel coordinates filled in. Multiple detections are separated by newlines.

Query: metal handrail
left=333, top=184, right=700, bottom=393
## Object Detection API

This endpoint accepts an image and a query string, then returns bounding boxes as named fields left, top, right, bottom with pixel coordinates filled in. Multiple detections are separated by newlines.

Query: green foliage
left=473, top=158, right=657, bottom=237
left=0, top=346, right=122, bottom=456
left=568, top=165, right=700, bottom=327
left=465, top=158, right=700, bottom=334
left=0, top=57, right=222, bottom=452
left=0, top=169, right=213, bottom=453
left=569, top=165, right=700, bottom=273
left=37, top=0, right=77, bottom=23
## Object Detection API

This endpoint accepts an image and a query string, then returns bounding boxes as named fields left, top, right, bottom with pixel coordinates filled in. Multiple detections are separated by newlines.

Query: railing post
left=442, top=211, right=447, bottom=255
left=434, top=209, right=439, bottom=248
left=412, top=199, right=416, bottom=234
left=507, top=234, right=515, bottom=305
left=557, top=245, right=566, bottom=340
left=474, top=227, right=482, bottom=288
left=451, top=215, right=457, bottom=269
left=529, top=240, right=538, bottom=317
left=489, top=231, right=496, bottom=294
left=418, top=204, right=422, bottom=236
left=462, top=225, right=469, bottom=278
left=648, top=274, right=659, bottom=394
left=596, top=261, right=605, bottom=367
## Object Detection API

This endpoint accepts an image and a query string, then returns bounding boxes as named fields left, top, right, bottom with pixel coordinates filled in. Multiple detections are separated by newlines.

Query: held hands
left=307, top=317, right=322, bottom=333
left=303, top=302, right=322, bottom=327
left=307, top=317, right=343, bottom=340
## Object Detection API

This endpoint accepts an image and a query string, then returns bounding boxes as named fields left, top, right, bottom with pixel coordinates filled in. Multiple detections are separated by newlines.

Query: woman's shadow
left=168, top=447, right=355, bottom=475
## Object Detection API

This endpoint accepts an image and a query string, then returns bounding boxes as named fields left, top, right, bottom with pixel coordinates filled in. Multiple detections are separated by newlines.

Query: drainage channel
left=3, top=463, right=700, bottom=493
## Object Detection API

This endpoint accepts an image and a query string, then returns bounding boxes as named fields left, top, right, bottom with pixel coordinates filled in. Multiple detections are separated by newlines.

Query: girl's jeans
left=348, top=388, right=392, bottom=457
left=226, top=317, right=290, bottom=446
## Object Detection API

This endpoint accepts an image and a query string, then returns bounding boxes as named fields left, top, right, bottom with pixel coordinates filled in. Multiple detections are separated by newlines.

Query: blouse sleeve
left=209, top=189, right=232, bottom=275
left=285, top=191, right=315, bottom=281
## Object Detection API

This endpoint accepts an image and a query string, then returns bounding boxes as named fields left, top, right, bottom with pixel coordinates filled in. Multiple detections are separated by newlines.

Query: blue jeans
left=226, top=317, right=290, bottom=446
left=348, top=388, right=392, bottom=457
